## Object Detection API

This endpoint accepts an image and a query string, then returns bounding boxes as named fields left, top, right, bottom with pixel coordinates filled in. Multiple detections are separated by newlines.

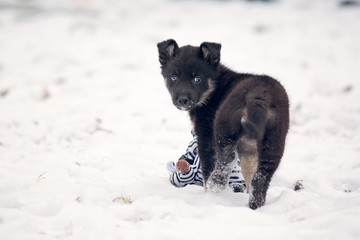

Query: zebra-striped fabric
left=167, top=137, right=246, bottom=193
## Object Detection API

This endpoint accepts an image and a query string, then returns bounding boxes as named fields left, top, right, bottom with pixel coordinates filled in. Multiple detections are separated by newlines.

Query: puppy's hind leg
left=207, top=141, right=235, bottom=192
left=248, top=127, right=286, bottom=209
left=208, top=108, right=243, bottom=192
left=243, top=96, right=287, bottom=209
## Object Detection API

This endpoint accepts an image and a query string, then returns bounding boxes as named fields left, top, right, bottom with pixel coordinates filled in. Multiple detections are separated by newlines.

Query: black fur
left=157, top=39, right=289, bottom=209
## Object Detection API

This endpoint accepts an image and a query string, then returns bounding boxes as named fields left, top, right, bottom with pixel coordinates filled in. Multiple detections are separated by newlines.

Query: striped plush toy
left=167, top=137, right=246, bottom=193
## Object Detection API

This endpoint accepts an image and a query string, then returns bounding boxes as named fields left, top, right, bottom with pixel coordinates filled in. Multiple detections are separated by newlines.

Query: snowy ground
left=0, top=0, right=360, bottom=239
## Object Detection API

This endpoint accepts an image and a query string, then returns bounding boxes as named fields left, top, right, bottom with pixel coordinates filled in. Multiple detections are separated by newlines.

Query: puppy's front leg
left=196, top=136, right=216, bottom=189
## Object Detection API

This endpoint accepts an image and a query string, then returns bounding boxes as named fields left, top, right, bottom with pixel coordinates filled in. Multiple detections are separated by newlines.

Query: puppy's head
left=157, top=39, right=221, bottom=111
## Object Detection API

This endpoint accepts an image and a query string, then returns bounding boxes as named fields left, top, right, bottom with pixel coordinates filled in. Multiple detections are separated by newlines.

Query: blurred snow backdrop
left=0, top=0, right=360, bottom=239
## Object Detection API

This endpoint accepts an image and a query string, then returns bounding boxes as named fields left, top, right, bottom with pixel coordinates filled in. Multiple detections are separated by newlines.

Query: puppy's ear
left=157, top=39, right=179, bottom=66
left=200, top=42, right=221, bottom=65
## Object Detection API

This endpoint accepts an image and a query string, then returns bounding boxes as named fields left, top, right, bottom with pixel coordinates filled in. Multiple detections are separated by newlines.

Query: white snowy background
left=0, top=0, right=359, bottom=239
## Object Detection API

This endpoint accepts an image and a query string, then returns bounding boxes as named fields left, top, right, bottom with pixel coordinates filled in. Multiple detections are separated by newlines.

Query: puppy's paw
left=206, top=172, right=227, bottom=193
left=249, top=196, right=265, bottom=210
left=248, top=187, right=266, bottom=210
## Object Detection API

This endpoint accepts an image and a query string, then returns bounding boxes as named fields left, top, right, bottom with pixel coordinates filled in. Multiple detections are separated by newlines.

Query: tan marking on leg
left=240, top=156, right=258, bottom=193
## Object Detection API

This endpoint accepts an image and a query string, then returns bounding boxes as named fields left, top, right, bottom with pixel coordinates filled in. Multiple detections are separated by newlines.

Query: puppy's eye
left=193, top=76, right=202, bottom=84
left=170, top=75, right=178, bottom=82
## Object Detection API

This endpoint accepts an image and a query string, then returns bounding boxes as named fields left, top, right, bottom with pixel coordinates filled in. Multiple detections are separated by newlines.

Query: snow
left=0, top=0, right=360, bottom=239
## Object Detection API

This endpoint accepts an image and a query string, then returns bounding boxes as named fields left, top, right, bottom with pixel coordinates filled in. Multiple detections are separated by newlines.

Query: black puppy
left=157, top=39, right=289, bottom=209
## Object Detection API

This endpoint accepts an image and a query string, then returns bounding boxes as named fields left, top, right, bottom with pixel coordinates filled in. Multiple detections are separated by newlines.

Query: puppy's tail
left=241, top=97, right=268, bottom=140
left=241, top=118, right=261, bottom=140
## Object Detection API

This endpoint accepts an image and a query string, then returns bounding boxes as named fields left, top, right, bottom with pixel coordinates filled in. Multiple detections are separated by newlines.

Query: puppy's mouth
left=176, top=105, right=193, bottom=111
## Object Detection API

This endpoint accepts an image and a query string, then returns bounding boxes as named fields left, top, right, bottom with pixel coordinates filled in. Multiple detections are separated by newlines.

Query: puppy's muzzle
left=175, top=96, right=194, bottom=111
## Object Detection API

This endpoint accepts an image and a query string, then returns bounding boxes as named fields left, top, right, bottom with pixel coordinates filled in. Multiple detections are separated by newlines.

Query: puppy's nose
left=177, top=97, right=189, bottom=106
